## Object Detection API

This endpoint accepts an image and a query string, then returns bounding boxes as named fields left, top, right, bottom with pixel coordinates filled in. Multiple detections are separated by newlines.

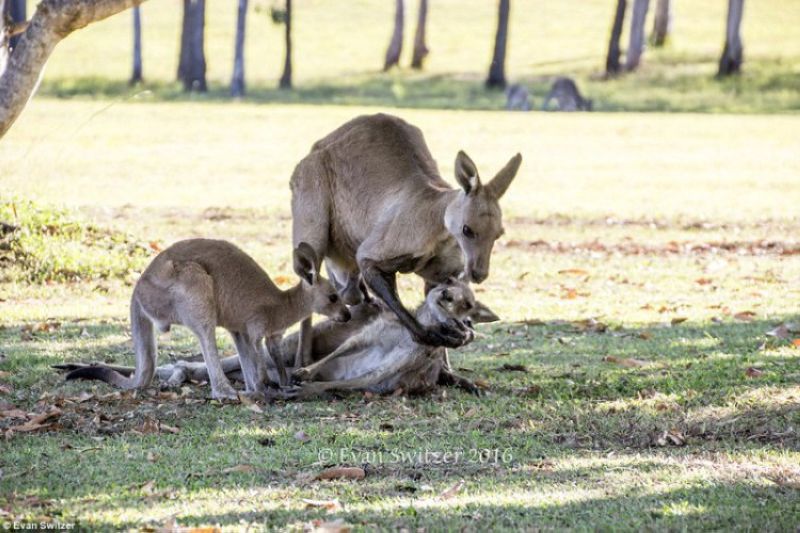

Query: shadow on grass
left=52, top=475, right=800, bottom=530
left=35, top=55, right=800, bottom=113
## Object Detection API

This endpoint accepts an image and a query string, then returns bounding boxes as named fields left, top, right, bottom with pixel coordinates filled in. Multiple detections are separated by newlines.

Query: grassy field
left=1, top=101, right=799, bottom=529
left=1, top=0, right=799, bottom=530
left=27, top=0, right=800, bottom=113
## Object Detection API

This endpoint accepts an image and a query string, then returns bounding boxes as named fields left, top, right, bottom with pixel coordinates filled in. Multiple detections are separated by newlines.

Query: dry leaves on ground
left=603, top=356, right=650, bottom=368
left=315, top=466, right=366, bottom=481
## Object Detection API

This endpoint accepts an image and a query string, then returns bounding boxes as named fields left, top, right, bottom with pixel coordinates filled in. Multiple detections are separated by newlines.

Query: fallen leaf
left=0, top=371, right=9, bottom=379
left=473, top=378, right=490, bottom=389
left=295, top=430, right=310, bottom=442
left=638, top=331, right=653, bottom=340
left=695, top=278, right=713, bottom=285
left=734, top=310, right=757, bottom=322
left=671, top=317, right=688, bottom=325
left=745, top=367, right=764, bottom=378
left=0, top=384, right=12, bottom=395
left=561, top=288, right=579, bottom=300
left=0, top=409, right=28, bottom=419
left=159, top=423, right=180, bottom=434
left=148, top=241, right=162, bottom=252
left=70, top=391, right=94, bottom=403
left=222, top=464, right=256, bottom=474
left=603, top=356, right=649, bottom=368
left=793, top=339, right=800, bottom=348
left=273, top=275, right=292, bottom=286
left=28, top=408, right=62, bottom=426
left=438, top=479, right=465, bottom=500
left=302, top=498, right=343, bottom=512
left=138, top=418, right=160, bottom=434
left=246, top=403, right=264, bottom=414
left=315, top=466, right=366, bottom=481
left=558, top=268, right=589, bottom=276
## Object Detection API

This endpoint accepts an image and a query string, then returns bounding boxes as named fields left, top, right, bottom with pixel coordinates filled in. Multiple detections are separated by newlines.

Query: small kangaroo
left=291, top=113, right=521, bottom=351
left=542, top=77, right=593, bottom=112
left=293, top=278, right=499, bottom=396
left=505, top=84, right=532, bottom=111
left=66, top=239, right=350, bottom=400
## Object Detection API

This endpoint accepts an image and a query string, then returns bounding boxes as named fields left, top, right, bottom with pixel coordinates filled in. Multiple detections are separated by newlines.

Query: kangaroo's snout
left=470, top=269, right=488, bottom=284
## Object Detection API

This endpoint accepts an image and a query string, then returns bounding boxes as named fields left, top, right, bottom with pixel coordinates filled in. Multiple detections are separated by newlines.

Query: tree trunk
left=625, top=0, right=649, bottom=71
left=177, top=0, right=206, bottom=92
left=230, top=0, right=247, bottom=96
left=0, top=0, right=9, bottom=77
left=650, top=0, right=670, bottom=47
left=129, top=5, right=142, bottom=84
left=0, top=0, right=147, bottom=139
left=278, top=0, right=292, bottom=89
left=486, top=0, right=510, bottom=88
left=410, top=0, right=428, bottom=69
left=605, top=0, right=626, bottom=75
left=718, top=0, right=744, bottom=77
left=383, top=0, right=403, bottom=71
left=8, top=0, right=23, bottom=49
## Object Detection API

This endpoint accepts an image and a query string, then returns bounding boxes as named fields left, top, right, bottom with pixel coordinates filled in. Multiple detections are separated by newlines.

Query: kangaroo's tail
left=67, top=298, right=157, bottom=390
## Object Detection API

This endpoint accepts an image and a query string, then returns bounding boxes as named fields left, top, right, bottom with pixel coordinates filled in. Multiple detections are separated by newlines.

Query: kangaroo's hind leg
left=173, top=262, right=238, bottom=401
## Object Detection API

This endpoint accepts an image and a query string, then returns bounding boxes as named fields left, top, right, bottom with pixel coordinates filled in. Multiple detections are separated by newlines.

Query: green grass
left=1, top=100, right=799, bottom=529
left=26, top=0, right=800, bottom=113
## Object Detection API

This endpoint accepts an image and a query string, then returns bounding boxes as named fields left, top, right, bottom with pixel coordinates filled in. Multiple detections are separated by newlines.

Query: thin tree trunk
left=8, top=0, right=23, bottom=49
left=625, top=0, right=649, bottom=71
left=383, top=0, right=403, bottom=71
left=177, top=0, right=206, bottom=92
left=606, top=0, right=626, bottom=75
left=0, top=0, right=147, bottom=139
left=1, top=0, right=9, bottom=77
left=486, top=0, right=510, bottom=88
left=231, top=0, right=247, bottom=97
left=650, top=0, right=670, bottom=47
left=278, top=0, right=292, bottom=89
left=718, top=0, right=744, bottom=77
left=410, top=0, right=428, bottom=69
left=129, top=6, right=142, bottom=84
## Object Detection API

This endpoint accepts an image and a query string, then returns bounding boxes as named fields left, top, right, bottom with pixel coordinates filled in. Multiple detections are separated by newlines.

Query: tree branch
left=0, top=0, right=146, bottom=138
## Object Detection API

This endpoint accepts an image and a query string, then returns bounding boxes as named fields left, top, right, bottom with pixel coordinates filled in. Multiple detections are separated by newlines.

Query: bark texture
left=605, top=0, right=627, bottom=75
left=486, top=0, right=510, bottom=88
left=129, top=5, right=142, bottom=84
left=625, top=0, right=649, bottom=71
left=0, top=0, right=146, bottom=139
left=177, top=0, right=206, bottom=92
left=718, top=0, right=744, bottom=76
left=279, top=0, right=292, bottom=89
left=383, top=0, right=403, bottom=71
left=230, top=0, right=247, bottom=96
left=650, top=0, right=670, bottom=47
left=410, top=0, right=428, bottom=69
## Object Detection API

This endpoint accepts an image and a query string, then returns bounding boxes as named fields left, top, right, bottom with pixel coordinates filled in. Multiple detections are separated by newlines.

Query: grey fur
left=542, top=77, right=593, bottom=112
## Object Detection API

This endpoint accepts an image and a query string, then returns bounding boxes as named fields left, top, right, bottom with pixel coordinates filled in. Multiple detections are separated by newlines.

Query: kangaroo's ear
left=470, top=301, right=500, bottom=324
left=455, top=150, right=481, bottom=195
left=293, top=242, right=318, bottom=285
left=486, top=153, right=522, bottom=199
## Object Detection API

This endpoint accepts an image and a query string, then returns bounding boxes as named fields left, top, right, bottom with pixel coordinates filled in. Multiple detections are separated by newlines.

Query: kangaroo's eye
left=328, top=294, right=339, bottom=303
left=462, top=225, right=476, bottom=239
left=441, top=289, right=453, bottom=302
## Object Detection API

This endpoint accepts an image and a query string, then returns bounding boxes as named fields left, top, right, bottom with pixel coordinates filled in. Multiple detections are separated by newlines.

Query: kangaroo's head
left=425, top=278, right=500, bottom=327
left=293, top=243, right=352, bottom=322
left=444, top=151, right=522, bottom=283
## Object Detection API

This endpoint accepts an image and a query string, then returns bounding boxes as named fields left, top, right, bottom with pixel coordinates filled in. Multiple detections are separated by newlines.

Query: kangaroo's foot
left=210, top=381, right=240, bottom=401
left=291, top=365, right=319, bottom=383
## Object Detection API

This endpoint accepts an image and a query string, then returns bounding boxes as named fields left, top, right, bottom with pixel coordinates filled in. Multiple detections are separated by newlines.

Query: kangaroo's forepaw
left=291, top=366, right=315, bottom=383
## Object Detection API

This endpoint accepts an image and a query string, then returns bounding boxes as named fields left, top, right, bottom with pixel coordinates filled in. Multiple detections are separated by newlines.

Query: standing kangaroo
left=290, top=113, right=521, bottom=352
left=542, top=77, right=593, bottom=112
left=66, top=239, right=350, bottom=400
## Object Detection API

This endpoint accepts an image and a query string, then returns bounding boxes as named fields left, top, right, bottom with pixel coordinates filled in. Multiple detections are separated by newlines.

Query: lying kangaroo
left=61, top=280, right=496, bottom=397
left=542, top=77, right=593, bottom=112
left=66, top=239, right=350, bottom=400
left=294, top=278, right=498, bottom=396
left=291, top=113, right=521, bottom=351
